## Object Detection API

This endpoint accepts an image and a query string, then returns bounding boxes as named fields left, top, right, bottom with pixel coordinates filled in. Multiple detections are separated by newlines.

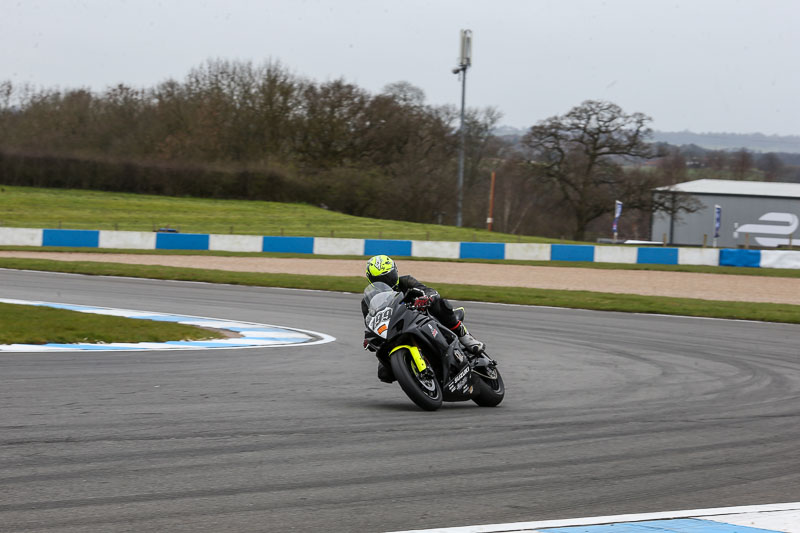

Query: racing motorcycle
left=362, top=282, right=504, bottom=411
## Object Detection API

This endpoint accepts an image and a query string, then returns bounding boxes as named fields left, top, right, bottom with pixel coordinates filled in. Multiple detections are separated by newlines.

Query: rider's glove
left=406, top=287, right=426, bottom=299
left=363, top=338, right=376, bottom=352
left=406, top=287, right=438, bottom=310
left=413, top=295, right=434, bottom=310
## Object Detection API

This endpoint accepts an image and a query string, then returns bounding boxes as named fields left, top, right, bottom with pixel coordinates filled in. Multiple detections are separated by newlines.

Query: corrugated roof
left=654, top=179, right=800, bottom=198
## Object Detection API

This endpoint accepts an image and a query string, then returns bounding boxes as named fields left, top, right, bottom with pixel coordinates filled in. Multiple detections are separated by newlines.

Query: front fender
left=389, top=344, right=427, bottom=372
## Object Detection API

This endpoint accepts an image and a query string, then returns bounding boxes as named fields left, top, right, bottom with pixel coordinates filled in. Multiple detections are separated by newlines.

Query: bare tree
left=756, top=152, right=784, bottom=181
left=294, top=79, right=370, bottom=168
left=704, top=150, right=728, bottom=172
left=0, top=81, right=12, bottom=111
left=381, top=81, right=426, bottom=108
left=729, top=148, right=753, bottom=180
left=656, top=147, right=687, bottom=185
left=522, top=100, right=653, bottom=241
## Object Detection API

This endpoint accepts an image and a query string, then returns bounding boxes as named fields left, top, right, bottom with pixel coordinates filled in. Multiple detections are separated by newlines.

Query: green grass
left=0, top=185, right=570, bottom=243
left=1, top=257, right=798, bottom=324
left=0, top=302, right=224, bottom=344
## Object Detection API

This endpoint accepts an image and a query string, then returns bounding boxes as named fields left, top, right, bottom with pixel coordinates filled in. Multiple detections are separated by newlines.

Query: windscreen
left=363, top=282, right=401, bottom=315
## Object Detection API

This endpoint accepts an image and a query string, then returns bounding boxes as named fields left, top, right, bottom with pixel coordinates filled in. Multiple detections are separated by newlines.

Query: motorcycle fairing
left=443, top=361, right=472, bottom=400
left=441, top=342, right=474, bottom=401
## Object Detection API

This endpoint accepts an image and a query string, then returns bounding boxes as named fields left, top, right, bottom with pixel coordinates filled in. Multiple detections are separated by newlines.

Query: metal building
left=651, top=179, right=800, bottom=248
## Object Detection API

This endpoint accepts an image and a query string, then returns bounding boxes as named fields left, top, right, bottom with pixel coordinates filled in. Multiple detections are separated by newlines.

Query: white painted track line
left=387, top=502, right=800, bottom=532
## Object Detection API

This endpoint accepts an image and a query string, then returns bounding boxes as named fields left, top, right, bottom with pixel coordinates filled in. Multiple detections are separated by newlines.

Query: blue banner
left=612, top=200, right=623, bottom=234
left=714, top=204, right=721, bottom=238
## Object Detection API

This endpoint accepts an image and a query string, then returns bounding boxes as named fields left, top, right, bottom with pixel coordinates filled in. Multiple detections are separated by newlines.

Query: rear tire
left=472, top=367, right=505, bottom=407
left=390, top=348, right=443, bottom=411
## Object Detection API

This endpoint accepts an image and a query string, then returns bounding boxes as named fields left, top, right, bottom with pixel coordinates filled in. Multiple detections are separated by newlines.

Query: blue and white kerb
left=0, top=298, right=335, bottom=352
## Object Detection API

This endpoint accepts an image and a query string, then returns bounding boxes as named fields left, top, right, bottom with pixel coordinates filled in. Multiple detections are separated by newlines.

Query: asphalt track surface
left=1, top=269, right=799, bottom=533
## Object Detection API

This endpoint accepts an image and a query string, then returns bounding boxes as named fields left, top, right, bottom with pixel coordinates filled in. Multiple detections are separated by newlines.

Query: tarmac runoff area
left=390, top=502, right=800, bottom=533
left=0, top=298, right=335, bottom=352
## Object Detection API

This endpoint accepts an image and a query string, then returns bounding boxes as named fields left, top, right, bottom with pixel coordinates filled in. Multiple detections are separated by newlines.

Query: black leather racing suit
left=360, top=275, right=461, bottom=331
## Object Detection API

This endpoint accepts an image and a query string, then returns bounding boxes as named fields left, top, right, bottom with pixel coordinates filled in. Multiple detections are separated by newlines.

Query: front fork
left=389, top=344, right=427, bottom=372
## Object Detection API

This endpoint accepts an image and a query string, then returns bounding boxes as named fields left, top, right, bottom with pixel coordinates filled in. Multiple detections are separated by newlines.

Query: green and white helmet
left=365, top=255, right=399, bottom=288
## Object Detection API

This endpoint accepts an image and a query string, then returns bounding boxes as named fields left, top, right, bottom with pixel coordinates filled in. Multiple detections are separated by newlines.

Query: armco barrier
left=208, top=234, right=262, bottom=253
left=761, top=250, right=800, bottom=269
left=594, top=245, right=637, bottom=264
left=365, top=239, right=412, bottom=257
left=262, top=236, right=313, bottom=254
left=551, top=244, right=594, bottom=262
left=460, top=242, right=504, bottom=260
left=720, top=249, right=761, bottom=268
left=2, top=227, right=800, bottom=269
left=313, top=237, right=362, bottom=255
left=42, top=229, right=99, bottom=248
left=0, top=227, right=41, bottom=246
left=637, top=247, right=678, bottom=265
left=678, top=248, right=719, bottom=267
left=155, top=232, right=209, bottom=251
left=99, top=230, right=156, bottom=250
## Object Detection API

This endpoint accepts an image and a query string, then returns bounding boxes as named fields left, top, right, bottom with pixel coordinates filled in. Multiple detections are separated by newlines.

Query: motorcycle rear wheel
left=390, top=348, right=443, bottom=411
left=472, top=367, right=505, bottom=407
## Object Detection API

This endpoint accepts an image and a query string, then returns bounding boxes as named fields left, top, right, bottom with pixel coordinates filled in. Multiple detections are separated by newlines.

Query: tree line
left=0, top=60, right=501, bottom=226
left=0, top=58, right=771, bottom=241
left=650, top=143, right=800, bottom=182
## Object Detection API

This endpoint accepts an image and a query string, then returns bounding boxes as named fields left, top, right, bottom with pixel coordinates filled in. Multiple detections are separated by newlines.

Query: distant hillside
left=493, top=126, right=800, bottom=154
left=492, top=125, right=526, bottom=138
left=651, top=131, right=800, bottom=153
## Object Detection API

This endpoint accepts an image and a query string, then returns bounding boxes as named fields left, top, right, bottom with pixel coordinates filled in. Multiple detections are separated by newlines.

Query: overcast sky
left=2, top=0, right=798, bottom=135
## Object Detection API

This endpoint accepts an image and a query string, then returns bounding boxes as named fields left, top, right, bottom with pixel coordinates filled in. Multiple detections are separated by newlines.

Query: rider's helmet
left=366, top=255, right=399, bottom=288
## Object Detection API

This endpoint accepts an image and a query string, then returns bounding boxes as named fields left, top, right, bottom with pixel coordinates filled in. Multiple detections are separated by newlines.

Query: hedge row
left=0, top=150, right=311, bottom=202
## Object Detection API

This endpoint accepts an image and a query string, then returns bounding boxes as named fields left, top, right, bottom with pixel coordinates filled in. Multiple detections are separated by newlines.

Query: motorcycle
left=362, top=282, right=504, bottom=411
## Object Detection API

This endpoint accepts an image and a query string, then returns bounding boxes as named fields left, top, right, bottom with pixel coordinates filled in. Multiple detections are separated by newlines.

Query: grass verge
left=0, top=302, right=224, bottom=344
left=0, top=185, right=571, bottom=243
left=1, top=257, right=798, bottom=324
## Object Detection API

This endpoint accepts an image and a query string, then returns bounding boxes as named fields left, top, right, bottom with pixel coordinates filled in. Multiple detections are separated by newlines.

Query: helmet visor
left=369, top=269, right=398, bottom=288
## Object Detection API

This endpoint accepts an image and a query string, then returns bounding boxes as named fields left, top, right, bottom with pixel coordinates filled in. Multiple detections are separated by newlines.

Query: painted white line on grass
left=0, top=298, right=335, bottom=352
left=387, top=502, right=800, bottom=533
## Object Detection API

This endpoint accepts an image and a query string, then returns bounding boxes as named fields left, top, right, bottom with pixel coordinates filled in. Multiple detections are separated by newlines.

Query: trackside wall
left=1, top=228, right=800, bottom=269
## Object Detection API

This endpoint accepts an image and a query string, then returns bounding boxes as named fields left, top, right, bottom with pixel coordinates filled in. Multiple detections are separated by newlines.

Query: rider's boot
left=377, top=361, right=395, bottom=383
left=452, top=322, right=485, bottom=354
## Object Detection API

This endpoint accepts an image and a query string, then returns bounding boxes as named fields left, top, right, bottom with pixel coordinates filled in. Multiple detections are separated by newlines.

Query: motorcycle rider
left=362, top=254, right=485, bottom=383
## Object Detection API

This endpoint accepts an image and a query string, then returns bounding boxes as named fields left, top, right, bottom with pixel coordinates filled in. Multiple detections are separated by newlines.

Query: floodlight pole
left=454, top=29, right=472, bottom=228
left=456, top=67, right=467, bottom=227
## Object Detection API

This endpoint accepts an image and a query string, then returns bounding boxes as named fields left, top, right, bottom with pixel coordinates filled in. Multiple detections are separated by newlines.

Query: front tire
left=390, top=349, right=443, bottom=411
left=472, top=366, right=505, bottom=407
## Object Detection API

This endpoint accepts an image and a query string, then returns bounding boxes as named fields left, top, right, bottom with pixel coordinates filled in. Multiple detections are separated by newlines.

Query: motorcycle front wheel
left=472, top=366, right=505, bottom=407
left=390, top=348, right=443, bottom=411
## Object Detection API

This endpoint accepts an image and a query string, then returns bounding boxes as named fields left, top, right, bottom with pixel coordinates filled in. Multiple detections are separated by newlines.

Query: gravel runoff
left=1, top=251, right=798, bottom=306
